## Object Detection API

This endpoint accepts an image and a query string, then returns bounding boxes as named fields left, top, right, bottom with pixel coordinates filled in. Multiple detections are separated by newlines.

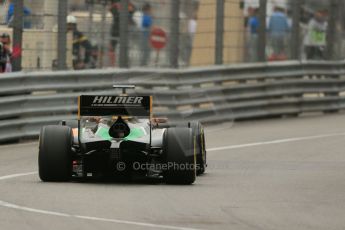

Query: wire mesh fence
left=0, top=0, right=344, bottom=72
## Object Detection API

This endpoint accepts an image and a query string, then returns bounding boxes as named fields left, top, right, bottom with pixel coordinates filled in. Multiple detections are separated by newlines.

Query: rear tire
left=163, top=128, right=196, bottom=185
left=39, top=125, right=73, bottom=182
left=189, top=122, right=207, bottom=175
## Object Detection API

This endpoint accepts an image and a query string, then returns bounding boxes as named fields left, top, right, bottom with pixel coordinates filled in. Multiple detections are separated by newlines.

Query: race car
left=38, top=86, right=206, bottom=184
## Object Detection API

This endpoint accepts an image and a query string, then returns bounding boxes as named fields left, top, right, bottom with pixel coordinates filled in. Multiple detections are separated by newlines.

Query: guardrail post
left=257, top=0, right=267, bottom=62
left=12, top=0, right=24, bottom=72
left=170, top=0, right=180, bottom=68
left=57, top=0, right=68, bottom=70
left=215, top=0, right=224, bottom=65
left=291, top=0, right=302, bottom=60
left=119, top=0, right=129, bottom=68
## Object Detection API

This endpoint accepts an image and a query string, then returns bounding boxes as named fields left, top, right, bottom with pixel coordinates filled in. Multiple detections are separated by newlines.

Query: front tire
left=163, top=128, right=196, bottom=184
left=39, top=125, right=73, bottom=182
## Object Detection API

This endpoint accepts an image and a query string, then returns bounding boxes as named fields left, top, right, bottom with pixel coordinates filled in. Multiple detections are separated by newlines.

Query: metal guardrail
left=0, top=60, right=345, bottom=143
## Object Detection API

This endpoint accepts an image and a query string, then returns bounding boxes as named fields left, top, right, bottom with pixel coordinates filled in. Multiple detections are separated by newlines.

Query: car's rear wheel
left=163, top=128, right=196, bottom=184
left=189, top=122, right=207, bottom=175
left=39, top=125, right=73, bottom=182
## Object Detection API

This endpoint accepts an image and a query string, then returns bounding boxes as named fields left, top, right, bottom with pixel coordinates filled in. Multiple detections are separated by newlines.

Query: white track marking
left=207, top=132, right=345, bottom=152
left=74, top=215, right=201, bottom=230
left=0, top=200, right=70, bottom=217
left=0, top=174, right=201, bottom=230
left=0, top=172, right=37, bottom=181
left=0, top=199, right=201, bottom=230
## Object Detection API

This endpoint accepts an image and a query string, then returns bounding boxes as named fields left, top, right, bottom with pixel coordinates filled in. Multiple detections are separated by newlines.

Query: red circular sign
left=150, top=27, right=167, bottom=50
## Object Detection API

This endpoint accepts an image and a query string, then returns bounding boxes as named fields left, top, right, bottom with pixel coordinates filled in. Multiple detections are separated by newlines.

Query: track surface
left=1, top=114, right=345, bottom=230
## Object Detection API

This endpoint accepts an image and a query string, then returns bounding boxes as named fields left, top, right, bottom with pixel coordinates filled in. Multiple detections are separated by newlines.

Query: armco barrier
left=0, top=60, right=345, bottom=142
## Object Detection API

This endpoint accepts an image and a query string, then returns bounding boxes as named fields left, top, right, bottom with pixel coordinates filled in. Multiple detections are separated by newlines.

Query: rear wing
left=78, top=95, right=152, bottom=118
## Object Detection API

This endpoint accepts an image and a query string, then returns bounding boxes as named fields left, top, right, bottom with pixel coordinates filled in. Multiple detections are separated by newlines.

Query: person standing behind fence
left=0, top=0, right=9, bottom=24
left=0, top=42, right=8, bottom=73
left=67, top=15, right=93, bottom=70
left=0, top=45, right=11, bottom=73
left=304, top=10, right=327, bottom=60
left=186, top=15, right=197, bottom=66
left=109, top=0, right=120, bottom=66
left=109, top=0, right=136, bottom=67
left=247, top=8, right=259, bottom=62
left=268, top=6, right=290, bottom=61
left=0, top=33, right=12, bottom=73
left=6, top=0, right=31, bottom=28
left=140, top=3, right=153, bottom=67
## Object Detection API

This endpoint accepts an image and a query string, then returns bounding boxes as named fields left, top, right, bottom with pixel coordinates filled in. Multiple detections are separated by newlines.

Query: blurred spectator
left=268, top=6, right=290, bottom=60
left=185, top=15, right=197, bottom=66
left=6, top=0, right=31, bottom=29
left=67, top=15, right=93, bottom=70
left=109, top=0, right=136, bottom=66
left=247, top=8, right=259, bottom=62
left=132, top=7, right=143, bottom=55
left=304, top=10, right=328, bottom=60
left=133, top=10, right=143, bottom=30
left=0, top=0, right=9, bottom=24
left=0, top=33, right=11, bottom=73
left=0, top=42, right=6, bottom=73
left=140, top=3, right=153, bottom=66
